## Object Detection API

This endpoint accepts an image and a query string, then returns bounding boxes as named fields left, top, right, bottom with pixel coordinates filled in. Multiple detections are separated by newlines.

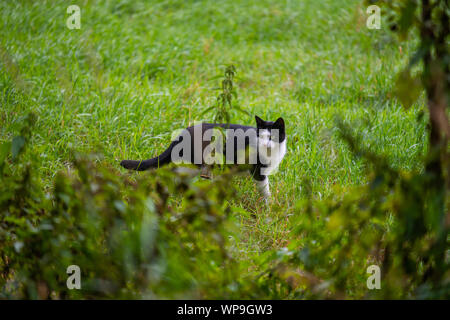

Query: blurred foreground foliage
left=0, top=114, right=248, bottom=299
left=0, top=114, right=448, bottom=299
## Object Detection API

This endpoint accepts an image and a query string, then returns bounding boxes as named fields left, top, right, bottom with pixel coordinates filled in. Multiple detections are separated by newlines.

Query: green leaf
left=0, top=141, right=11, bottom=175
left=0, top=141, right=11, bottom=165
left=394, top=70, right=422, bottom=109
left=207, top=75, right=223, bottom=81
left=408, top=46, right=427, bottom=68
left=224, top=112, right=230, bottom=124
left=199, top=106, right=216, bottom=116
left=11, top=136, right=25, bottom=160
left=233, top=105, right=250, bottom=116
left=398, top=0, right=417, bottom=40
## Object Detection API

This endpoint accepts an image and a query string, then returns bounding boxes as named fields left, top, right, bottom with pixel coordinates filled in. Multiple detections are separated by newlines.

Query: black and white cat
left=120, top=116, right=286, bottom=200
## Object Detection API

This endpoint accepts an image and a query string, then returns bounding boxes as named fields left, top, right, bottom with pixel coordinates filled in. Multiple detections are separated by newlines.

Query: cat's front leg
left=251, top=165, right=271, bottom=203
left=255, top=176, right=271, bottom=203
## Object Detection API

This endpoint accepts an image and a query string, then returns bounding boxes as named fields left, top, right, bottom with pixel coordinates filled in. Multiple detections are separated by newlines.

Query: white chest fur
left=255, top=138, right=286, bottom=201
left=258, top=130, right=286, bottom=176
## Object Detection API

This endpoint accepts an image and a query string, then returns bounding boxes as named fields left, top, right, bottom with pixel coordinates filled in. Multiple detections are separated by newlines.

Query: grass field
left=0, top=0, right=431, bottom=298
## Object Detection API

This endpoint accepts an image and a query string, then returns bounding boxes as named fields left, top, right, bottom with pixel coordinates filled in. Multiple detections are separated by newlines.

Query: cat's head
left=255, top=115, right=285, bottom=143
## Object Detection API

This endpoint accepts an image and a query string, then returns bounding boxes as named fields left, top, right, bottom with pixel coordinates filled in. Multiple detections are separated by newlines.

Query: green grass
left=1, top=0, right=426, bottom=260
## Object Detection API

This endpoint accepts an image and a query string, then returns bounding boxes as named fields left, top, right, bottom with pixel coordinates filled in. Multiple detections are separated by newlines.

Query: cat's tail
left=120, top=141, right=177, bottom=171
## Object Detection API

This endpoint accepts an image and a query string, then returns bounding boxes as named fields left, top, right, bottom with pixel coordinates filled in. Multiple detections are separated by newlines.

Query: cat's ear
left=274, top=117, right=285, bottom=129
left=255, top=115, right=264, bottom=127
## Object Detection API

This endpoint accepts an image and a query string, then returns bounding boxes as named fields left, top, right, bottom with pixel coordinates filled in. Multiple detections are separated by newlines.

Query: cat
left=120, top=116, right=286, bottom=200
